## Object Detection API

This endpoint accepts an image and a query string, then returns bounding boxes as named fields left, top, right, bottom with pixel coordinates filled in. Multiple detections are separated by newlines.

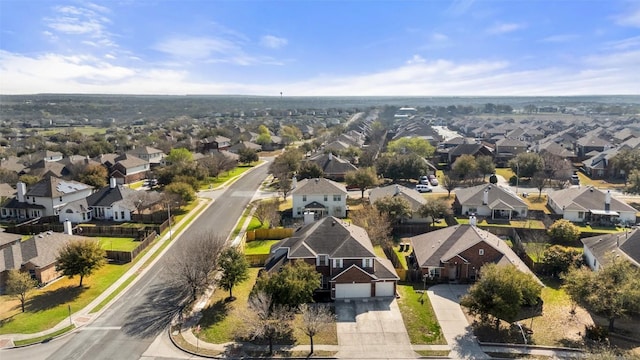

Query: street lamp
left=167, top=202, right=173, bottom=240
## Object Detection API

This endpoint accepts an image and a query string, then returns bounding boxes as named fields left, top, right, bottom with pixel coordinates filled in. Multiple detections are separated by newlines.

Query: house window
left=317, top=255, right=328, bottom=266
left=578, top=211, right=584, bottom=219
left=333, top=195, right=341, bottom=201
left=479, top=249, right=484, bottom=256
left=469, top=207, right=477, bottom=213
left=362, top=258, right=372, bottom=268
left=115, top=212, right=118, bottom=220
left=121, top=211, right=125, bottom=219
left=33, top=197, right=36, bottom=203
left=82, top=213, right=86, bottom=221
left=302, top=195, right=307, bottom=202
left=324, top=195, right=328, bottom=201
left=333, top=258, right=343, bottom=268
left=60, top=196, right=63, bottom=201
left=428, top=268, right=441, bottom=278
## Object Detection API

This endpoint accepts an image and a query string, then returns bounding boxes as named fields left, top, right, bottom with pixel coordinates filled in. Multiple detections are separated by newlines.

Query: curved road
left=3, top=162, right=271, bottom=360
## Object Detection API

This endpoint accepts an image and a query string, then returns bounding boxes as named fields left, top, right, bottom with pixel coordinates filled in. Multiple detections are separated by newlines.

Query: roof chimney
left=292, top=176, right=297, bottom=189
left=483, top=189, right=489, bottom=205
left=469, top=215, right=477, bottom=226
left=395, top=185, right=400, bottom=195
left=17, top=182, right=26, bottom=203
left=63, top=219, right=73, bottom=235
left=109, top=177, right=117, bottom=189
left=605, top=190, right=611, bottom=205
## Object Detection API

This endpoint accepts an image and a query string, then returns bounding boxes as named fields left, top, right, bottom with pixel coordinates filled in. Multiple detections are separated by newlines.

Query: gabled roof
left=293, top=178, right=347, bottom=196
left=128, top=146, right=164, bottom=155
left=495, top=137, right=528, bottom=148
left=369, top=184, right=426, bottom=211
left=25, top=176, right=93, bottom=198
left=409, top=224, right=537, bottom=278
left=0, top=232, right=93, bottom=272
left=455, top=183, right=527, bottom=209
left=581, top=229, right=640, bottom=268
left=85, top=184, right=138, bottom=209
left=307, top=153, right=357, bottom=175
left=577, top=135, right=612, bottom=148
left=548, top=187, right=636, bottom=214
left=114, top=153, right=148, bottom=169
left=271, top=216, right=375, bottom=260
left=449, top=143, right=492, bottom=157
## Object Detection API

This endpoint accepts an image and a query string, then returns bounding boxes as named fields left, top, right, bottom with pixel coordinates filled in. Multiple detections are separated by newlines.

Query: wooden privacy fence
left=246, top=228, right=293, bottom=241
left=105, top=230, right=157, bottom=264
left=245, top=254, right=271, bottom=267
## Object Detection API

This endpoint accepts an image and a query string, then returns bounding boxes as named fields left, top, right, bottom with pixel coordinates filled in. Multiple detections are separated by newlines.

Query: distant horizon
left=1, top=1, right=639, bottom=96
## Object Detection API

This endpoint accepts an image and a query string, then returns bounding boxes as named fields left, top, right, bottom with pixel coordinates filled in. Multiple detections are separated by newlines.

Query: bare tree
left=253, top=198, right=281, bottom=227
left=166, top=232, right=226, bottom=303
left=442, top=174, right=460, bottom=198
left=530, top=171, right=548, bottom=198
left=243, top=291, right=293, bottom=355
left=299, top=303, right=335, bottom=355
left=350, top=204, right=393, bottom=248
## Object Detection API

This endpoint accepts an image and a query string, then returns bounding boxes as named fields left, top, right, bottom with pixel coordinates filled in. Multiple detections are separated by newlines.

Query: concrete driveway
left=335, top=298, right=418, bottom=359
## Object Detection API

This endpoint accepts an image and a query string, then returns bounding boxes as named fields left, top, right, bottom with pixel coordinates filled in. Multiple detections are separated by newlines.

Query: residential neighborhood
left=0, top=95, right=639, bottom=360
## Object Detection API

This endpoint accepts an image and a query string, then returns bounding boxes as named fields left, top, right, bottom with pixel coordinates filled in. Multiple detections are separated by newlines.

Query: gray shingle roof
left=26, top=176, right=93, bottom=198
left=455, top=184, right=528, bottom=209
left=293, top=178, right=347, bottom=196
left=582, top=229, right=640, bottom=267
left=548, top=187, right=636, bottom=214
left=369, top=185, right=426, bottom=211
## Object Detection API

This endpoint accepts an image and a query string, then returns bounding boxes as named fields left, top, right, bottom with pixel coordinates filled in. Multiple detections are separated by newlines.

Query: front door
left=449, top=264, right=457, bottom=280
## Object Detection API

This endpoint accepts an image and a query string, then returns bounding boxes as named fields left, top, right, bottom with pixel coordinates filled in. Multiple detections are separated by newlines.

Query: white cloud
left=540, top=34, right=579, bottom=43
left=44, top=4, right=115, bottom=48
left=431, top=33, right=449, bottom=42
left=260, top=35, right=288, bottom=49
left=487, top=22, right=526, bottom=35
left=1, top=46, right=638, bottom=96
left=614, top=8, right=640, bottom=27
left=153, top=37, right=239, bottom=60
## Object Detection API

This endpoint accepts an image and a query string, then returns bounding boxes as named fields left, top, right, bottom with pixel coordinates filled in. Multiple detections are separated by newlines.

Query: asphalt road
left=2, top=162, right=270, bottom=360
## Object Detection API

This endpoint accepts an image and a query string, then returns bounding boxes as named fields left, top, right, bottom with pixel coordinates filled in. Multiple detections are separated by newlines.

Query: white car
left=415, top=184, right=433, bottom=193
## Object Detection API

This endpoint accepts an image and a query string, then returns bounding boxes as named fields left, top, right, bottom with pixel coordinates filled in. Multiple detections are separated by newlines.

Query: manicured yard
left=396, top=283, right=446, bottom=345
left=521, top=194, right=551, bottom=213
left=392, top=245, right=410, bottom=270
left=577, top=172, right=626, bottom=189
left=244, top=240, right=280, bottom=255
left=0, top=262, right=132, bottom=334
left=455, top=217, right=546, bottom=229
left=203, top=163, right=262, bottom=189
left=198, top=268, right=338, bottom=346
left=575, top=224, right=625, bottom=234
left=495, top=168, right=515, bottom=180
left=98, top=237, right=138, bottom=251
left=423, top=192, right=456, bottom=207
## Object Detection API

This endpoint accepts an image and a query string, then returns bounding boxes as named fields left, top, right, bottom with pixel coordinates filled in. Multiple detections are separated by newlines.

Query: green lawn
left=393, top=245, right=410, bottom=270
left=198, top=268, right=337, bottom=346
left=202, top=163, right=262, bottom=190
left=396, top=283, right=446, bottom=345
left=98, top=237, right=138, bottom=252
left=495, top=168, right=515, bottom=180
left=127, top=180, right=145, bottom=190
left=0, top=262, right=132, bottom=334
left=455, top=217, right=546, bottom=229
left=575, top=224, right=625, bottom=234
left=244, top=240, right=280, bottom=255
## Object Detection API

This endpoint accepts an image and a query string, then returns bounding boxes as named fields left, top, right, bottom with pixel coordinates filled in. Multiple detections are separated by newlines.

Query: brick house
left=409, top=224, right=536, bottom=283
left=265, top=216, right=399, bottom=300
left=109, top=154, right=150, bottom=184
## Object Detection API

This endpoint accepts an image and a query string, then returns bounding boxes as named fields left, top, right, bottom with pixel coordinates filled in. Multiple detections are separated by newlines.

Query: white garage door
left=335, top=283, right=371, bottom=299
left=375, top=282, right=395, bottom=297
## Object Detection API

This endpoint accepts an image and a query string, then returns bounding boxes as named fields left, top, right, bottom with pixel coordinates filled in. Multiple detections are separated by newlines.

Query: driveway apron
left=335, top=298, right=418, bottom=359
left=428, top=284, right=489, bottom=359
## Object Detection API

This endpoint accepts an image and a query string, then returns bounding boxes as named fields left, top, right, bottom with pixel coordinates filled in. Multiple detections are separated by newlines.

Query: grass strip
left=13, top=324, right=75, bottom=346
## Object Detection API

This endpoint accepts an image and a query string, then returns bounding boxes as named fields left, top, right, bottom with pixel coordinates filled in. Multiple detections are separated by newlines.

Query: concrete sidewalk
left=0, top=197, right=211, bottom=348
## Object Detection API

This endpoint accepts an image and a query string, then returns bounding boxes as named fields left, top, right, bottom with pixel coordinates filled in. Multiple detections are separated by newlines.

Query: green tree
left=18, top=174, right=40, bottom=186
left=548, top=219, right=581, bottom=243
left=238, top=148, right=259, bottom=165
left=297, top=162, right=324, bottom=180
left=452, top=154, right=478, bottom=180
left=561, top=266, right=592, bottom=314
left=253, top=261, right=321, bottom=308
left=418, top=199, right=451, bottom=227
left=563, top=259, right=640, bottom=331
left=279, top=125, right=302, bottom=145
left=626, top=169, right=640, bottom=194
left=77, top=163, right=108, bottom=188
left=257, top=124, right=270, bottom=135
left=541, top=245, right=582, bottom=277
left=165, top=181, right=196, bottom=203
left=610, top=148, right=640, bottom=182
left=509, top=152, right=544, bottom=178
left=166, top=148, right=193, bottom=166
left=387, top=137, right=435, bottom=158
left=476, top=155, right=495, bottom=181
left=218, top=247, right=249, bottom=300
left=256, top=133, right=272, bottom=146
left=373, top=195, right=412, bottom=222
left=345, top=167, right=379, bottom=200
left=376, top=154, right=429, bottom=181
left=299, top=303, right=335, bottom=355
left=56, top=239, right=106, bottom=287
left=6, top=270, right=36, bottom=312
left=460, top=264, right=542, bottom=329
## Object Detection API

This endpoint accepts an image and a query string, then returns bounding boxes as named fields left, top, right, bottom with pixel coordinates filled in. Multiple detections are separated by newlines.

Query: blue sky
left=1, top=0, right=639, bottom=95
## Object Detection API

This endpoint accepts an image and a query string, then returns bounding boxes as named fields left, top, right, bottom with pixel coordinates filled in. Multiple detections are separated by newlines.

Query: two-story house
left=292, top=178, right=348, bottom=219
left=127, top=146, right=165, bottom=166
left=109, top=154, right=150, bottom=184
left=0, top=177, right=93, bottom=220
left=265, top=216, right=399, bottom=299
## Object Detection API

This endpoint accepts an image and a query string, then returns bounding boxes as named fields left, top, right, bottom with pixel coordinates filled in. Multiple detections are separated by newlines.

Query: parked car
left=416, top=184, right=433, bottom=193
left=428, top=174, right=438, bottom=186
left=570, top=174, right=579, bottom=185
left=419, top=175, right=429, bottom=185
